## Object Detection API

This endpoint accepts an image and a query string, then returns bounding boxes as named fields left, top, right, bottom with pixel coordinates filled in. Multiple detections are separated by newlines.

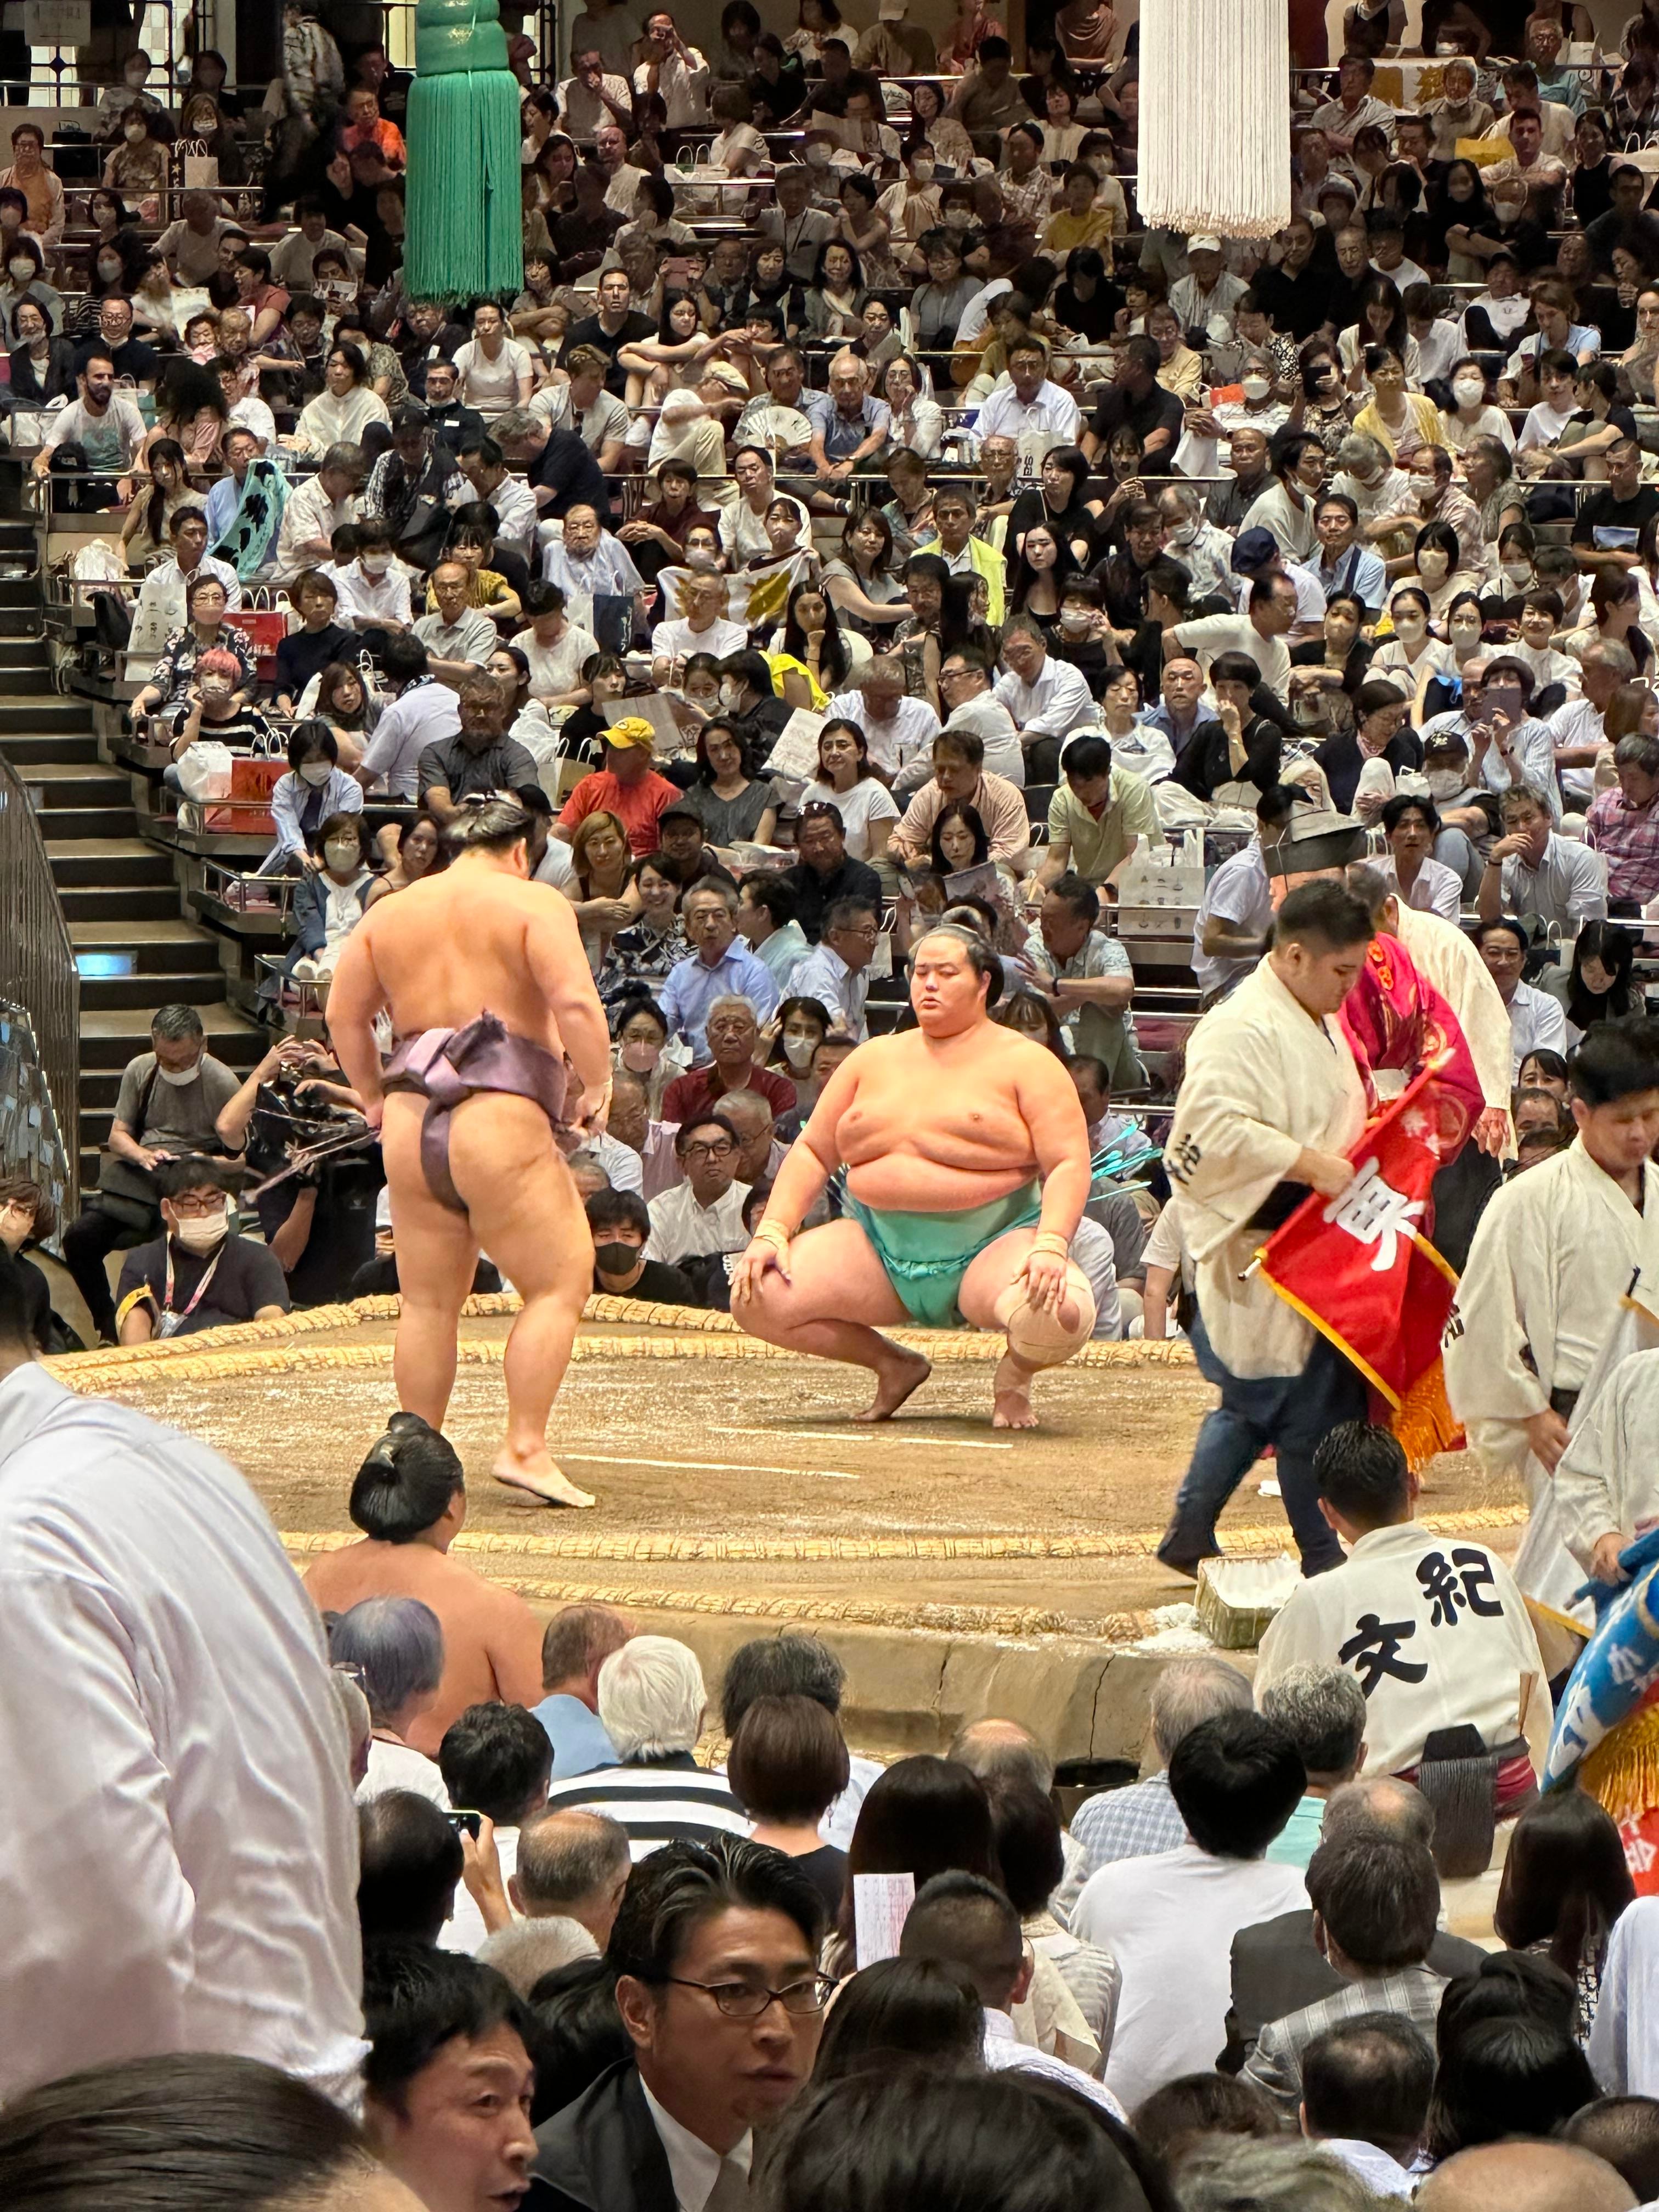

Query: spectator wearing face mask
left=114, top=1155, right=289, bottom=1343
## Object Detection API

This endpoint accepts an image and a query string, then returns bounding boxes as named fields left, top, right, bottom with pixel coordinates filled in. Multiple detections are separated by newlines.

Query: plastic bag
left=175, top=740, right=234, bottom=800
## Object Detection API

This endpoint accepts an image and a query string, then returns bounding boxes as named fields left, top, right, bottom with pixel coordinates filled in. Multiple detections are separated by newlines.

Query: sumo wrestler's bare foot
left=492, top=1442, right=595, bottom=1508
left=851, top=1343, right=932, bottom=1422
left=991, top=1351, right=1040, bottom=1430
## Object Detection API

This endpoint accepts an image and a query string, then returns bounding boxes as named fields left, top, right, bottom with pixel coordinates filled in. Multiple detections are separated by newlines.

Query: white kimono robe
left=1255, top=1522, right=1551, bottom=1780
left=1166, top=958, right=1368, bottom=1380
left=1555, top=1346, right=1659, bottom=1571
left=1443, top=1141, right=1659, bottom=1622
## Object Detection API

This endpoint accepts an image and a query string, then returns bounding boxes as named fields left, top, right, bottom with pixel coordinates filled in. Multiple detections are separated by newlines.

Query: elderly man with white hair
left=537, top=1634, right=751, bottom=1859
left=815, top=351, right=891, bottom=481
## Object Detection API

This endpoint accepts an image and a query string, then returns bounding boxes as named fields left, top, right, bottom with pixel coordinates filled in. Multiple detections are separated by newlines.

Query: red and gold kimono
left=1339, top=931, right=1486, bottom=1137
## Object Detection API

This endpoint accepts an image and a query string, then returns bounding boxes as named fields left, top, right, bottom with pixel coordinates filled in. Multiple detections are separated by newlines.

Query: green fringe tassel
left=404, top=67, right=524, bottom=304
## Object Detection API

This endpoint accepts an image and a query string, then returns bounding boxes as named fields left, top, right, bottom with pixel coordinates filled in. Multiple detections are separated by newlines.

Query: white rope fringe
left=1139, top=0, right=1291, bottom=241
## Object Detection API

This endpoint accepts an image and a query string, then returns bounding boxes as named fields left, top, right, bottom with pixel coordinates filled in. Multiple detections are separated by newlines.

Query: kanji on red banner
left=1257, top=1062, right=1471, bottom=1466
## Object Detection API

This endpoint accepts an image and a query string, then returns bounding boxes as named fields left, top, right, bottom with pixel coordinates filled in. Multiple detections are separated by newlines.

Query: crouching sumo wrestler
left=731, top=926, right=1096, bottom=1427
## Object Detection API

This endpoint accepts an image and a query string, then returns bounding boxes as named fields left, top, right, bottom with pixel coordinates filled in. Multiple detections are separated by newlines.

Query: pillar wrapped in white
left=1138, top=0, right=1291, bottom=241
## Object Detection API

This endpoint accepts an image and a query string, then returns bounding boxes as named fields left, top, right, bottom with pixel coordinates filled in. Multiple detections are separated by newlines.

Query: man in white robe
left=1444, top=1018, right=1659, bottom=1628
left=0, top=1247, right=365, bottom=2107
left=1555, top=1214, right=1659, bottom=1588
left=1255, top=1420, right=1552, bottom=1785
left=1160, top=881, right=1373, bottom=1577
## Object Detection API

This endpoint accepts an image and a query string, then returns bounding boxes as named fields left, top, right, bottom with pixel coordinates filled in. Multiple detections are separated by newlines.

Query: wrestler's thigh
left=956, top=1226, right=1038, bottom=1331
left=744, top=1219, right=911, bottom=1329
left=381, top=1094, right=478, bottom=1296
left=444, top=1093, right=590, bottom=1294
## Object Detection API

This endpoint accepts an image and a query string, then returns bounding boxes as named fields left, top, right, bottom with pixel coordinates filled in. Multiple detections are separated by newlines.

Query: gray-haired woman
left=329, top=1594, right=449, bottom=1806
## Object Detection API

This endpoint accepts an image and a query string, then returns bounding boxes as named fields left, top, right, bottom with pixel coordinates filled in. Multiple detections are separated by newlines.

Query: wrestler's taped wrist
left=753, top=1219, right=794, bottom=1250
left=1029, top=1231, right=1071, bottom=1256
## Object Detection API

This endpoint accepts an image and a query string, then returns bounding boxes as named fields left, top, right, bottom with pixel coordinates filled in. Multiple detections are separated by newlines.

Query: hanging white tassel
left=1139, top=0, right=1291, bottom=240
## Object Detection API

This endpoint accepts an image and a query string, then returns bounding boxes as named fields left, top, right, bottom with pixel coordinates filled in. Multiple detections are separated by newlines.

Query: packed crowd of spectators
left=10, top=7, right=1659, bottom=2209
left=4, top=1355, right=1658, bottom=2212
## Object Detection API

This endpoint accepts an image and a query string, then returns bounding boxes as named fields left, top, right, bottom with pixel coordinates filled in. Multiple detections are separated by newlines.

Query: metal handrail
left=0, top=752, right=79, bottom=1220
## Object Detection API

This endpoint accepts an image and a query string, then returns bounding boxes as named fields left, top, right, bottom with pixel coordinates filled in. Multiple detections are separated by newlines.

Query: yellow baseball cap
left=606, top=718, right=657, bottom=751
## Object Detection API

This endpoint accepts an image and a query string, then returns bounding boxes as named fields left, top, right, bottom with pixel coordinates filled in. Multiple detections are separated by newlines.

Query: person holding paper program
left=733, top=925, right=1094, bottom=1429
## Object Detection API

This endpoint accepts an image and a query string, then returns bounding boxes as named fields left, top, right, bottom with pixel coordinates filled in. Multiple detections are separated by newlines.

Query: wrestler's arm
left=523, top=888, right=614, bottom=1124
left=1023, top=1054, right=1092, bottom=1240
left=325, top=923, right=391, bottom=1127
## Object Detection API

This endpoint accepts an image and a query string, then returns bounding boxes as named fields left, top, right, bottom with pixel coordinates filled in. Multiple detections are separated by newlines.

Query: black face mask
left=594, top=1242, right=642, bottom=1275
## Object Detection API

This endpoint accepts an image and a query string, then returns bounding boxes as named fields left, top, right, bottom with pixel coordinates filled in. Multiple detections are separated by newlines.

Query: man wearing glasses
left=788, top=898, right=882, bottom=1045
left=114, top=1155, right=289, bottom=1344
left=646, top=1115, right=753, bottom=1270
left=531, top=1833, right=830, bottom=2212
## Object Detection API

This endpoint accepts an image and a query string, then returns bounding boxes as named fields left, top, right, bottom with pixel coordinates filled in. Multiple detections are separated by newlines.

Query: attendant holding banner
left=1159, top=882, right=1375, bottom=1579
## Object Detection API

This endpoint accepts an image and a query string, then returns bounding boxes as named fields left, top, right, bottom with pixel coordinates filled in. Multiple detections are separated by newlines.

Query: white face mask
left=782, top=1032, right=817, bottom=1070
left=1167, top=521, right=1197, bottom=546
left=1241, top=373, right=1271, bottom=402
left=325, top=840, right=360, bottom=871
left=1393, top=612, right=1427, bottom=642
left=1059, top=607, right=1091, bottom=634
left=805, top=141, right=830, bottom=165
left=621, top=1037, right=659, bottom=1073
left=156, top=1059, right=201, bottom=1087
left=1426, top=766, right=1464, bottom=799
left=173, top=1205, right=229, bottom=1254
left=944, top=206, right=971, bottom=229
left=300, top=760, right=333, bottom=786
left=360, top=554, right=389, bottom=576
left=123, top=122, right=145, bottom=143
left=1452, top=376, right=1485, bottom=405
left=1417, top=550, right=1449, bottom=582
left=912, top=156, right=934, bottom=181
left=97, top=257, right=122, bottom=281
left=1502, top=561, right=1533, bottom=586
left=719, top=679, right=743, bottom=710
left=7, top=257, right=31, bottom=281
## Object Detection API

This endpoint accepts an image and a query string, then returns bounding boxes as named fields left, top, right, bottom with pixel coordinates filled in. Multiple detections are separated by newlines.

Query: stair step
left=0, top=698, right=96, bottom=732
left=59, top=883, right=179, bottom=920
left=80, top=970, right=227, bottom=1011
left=33, top=805, right=140, bottom=838
left=19, top=762, right=131, bottom=805
left=47, top=836, right=174, bottom=887
left=71, top=918, right=227, bottom=979
left=0, top=610, right=43, bottom=637
left=1, top=730, right=100, bottom=763
left=0, top=576, right=40, bottom=606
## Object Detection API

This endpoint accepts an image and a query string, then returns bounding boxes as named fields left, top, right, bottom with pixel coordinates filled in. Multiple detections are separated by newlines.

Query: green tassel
left=405, top=0, right=524, bottom=303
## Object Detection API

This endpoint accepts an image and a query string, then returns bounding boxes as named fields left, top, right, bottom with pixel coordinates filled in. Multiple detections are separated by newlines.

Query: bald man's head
left=1418, top=2142, right=1638, bottom=2212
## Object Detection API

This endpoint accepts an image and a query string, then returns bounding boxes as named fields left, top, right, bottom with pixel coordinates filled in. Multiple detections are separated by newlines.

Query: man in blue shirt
left=530, top=1602, right=630, bottom=1780
left=659, top=877, right=781, bottom=1062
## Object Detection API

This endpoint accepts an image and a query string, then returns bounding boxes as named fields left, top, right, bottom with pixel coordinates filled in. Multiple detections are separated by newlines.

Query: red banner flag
left=1256, top=1062, right=1470, bottom=1467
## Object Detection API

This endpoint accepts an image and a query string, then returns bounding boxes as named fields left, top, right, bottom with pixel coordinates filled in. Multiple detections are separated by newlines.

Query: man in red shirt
left=556, top=721, right=678, bottom=856
left=661, top=996, right=797, bottom=1124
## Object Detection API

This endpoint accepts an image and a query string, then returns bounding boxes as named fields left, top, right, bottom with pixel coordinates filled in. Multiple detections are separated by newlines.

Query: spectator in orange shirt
left=340, top=84, right=408, bottom=170
left=557, top=719, right=681, bottom=856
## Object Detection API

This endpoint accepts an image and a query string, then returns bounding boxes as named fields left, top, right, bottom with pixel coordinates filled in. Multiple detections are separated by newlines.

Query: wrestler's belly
left=843, top=1154, right=1038, bottom=1214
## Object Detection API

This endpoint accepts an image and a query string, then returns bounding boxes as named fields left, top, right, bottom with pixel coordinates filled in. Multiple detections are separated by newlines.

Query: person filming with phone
left=1463, top=658, right=1564, bottom=822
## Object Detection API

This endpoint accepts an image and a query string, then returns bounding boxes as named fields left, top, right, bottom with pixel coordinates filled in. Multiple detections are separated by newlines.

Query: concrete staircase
left=0, top=523, right=264, bottom=1195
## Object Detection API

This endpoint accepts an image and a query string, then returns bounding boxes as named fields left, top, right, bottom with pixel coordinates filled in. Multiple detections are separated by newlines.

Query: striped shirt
left=1242, top=1963, right=1448, bottom=2113
left=540, top=1755, right=750, bottom=1861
